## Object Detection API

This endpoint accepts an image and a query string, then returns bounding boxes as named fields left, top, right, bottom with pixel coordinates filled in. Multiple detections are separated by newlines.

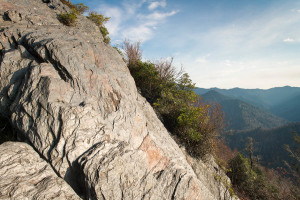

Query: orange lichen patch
left=139, top=135, right=169, bottom=172
left=185, top=178, right=203, bottom=200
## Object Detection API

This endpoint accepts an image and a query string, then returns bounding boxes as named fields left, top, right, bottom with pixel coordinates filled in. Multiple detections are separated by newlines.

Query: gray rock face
left=0, top=0, right=237, bottom=199
left=0, top=142, right=81, bottom=199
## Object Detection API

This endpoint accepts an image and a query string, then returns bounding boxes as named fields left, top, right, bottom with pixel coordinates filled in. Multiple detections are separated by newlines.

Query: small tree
left=245, top=137, right=254, bottom=169
left=284, top=132, right=300, bottom=184
left=154, top=57, right=183, bottom=83
left=123, top=40, right=142, bottom=66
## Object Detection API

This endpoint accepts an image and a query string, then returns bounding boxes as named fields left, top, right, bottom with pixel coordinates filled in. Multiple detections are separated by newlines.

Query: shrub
left=58, top=12, right=77, bottom=26
left=73, top=3, right=89, bottom=15
left=100, top=26, right=111, bottom=44
left=88, top=12, right=111, bottom=44
left=58, top=1, right=110, bottom=43
left=60, top=1, right=89, bottom=15
left=88, top=11, right=110, bottom=27
left=60, top=0, right=73, bottom=8
left=123, top=40, right=142, bottom=66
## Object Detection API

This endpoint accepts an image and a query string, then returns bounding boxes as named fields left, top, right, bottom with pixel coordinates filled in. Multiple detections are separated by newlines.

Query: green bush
left=58, top=12, right=77, bottom=26
left=60, top=1, right=89, bottom=15
left=88, top=11, right=110, bottom=27
left=73, top=3, right=89, bottom=15
left=58, top=1, right=110, bottom=43
left=100, top=26, right=111, bottom=44
left=88, top=12, right=111, bottom=44
left=129, top=60, right=162, bottom=104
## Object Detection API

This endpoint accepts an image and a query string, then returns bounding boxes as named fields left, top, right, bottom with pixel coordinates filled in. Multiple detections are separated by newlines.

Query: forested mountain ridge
left=271, top=93, right=300, bottom=122
left=195, top=86, right=300, bottom=115
left=201, top=90, right=287, bottom=131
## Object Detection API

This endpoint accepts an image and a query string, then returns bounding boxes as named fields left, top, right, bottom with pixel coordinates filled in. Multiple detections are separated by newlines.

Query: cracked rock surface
left=0, top=0, right=235, bottom=199
left=0, top=142, right=81, bottom=199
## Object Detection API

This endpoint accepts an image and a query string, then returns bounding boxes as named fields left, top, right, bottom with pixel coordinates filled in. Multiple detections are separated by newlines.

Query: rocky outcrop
left=0, top=0, right=236, bottom=199
left=0, top=142, right=81, bottom=199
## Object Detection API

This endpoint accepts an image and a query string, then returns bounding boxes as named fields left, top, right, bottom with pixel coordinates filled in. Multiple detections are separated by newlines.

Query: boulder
left=0, top=0, right=237, bottom=199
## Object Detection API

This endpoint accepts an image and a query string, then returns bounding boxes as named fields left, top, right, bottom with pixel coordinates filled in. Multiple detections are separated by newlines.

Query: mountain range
left=201, top=90, right=287, bottom=131
left=196, top=86, right=300, bottom=171
left=195, top=86, right=300, bottom=122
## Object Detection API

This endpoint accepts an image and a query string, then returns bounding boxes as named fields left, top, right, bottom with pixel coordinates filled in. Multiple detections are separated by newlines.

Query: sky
left=72, top=0, right=300, bottom=89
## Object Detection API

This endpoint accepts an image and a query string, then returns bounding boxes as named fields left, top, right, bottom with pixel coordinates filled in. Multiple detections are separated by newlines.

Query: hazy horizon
left=195, top=85, right=300, bottom=90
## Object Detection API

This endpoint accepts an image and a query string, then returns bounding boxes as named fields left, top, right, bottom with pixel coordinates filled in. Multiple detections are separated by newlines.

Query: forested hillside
left=271, top=94, right=300, bottom=122
left=195, top=86, right=300, bottom=120
left=226, top=122, right=300, bottom=170
left=202, top=90, right=287, bottom=131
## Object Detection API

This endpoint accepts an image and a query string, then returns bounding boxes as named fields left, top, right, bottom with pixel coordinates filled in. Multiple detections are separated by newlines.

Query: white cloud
left=95, top=0, right=178, bottom=43
left=179, top=4, right=300, bottom=61
left=148, top=1, right=166, bottom=10
left=122, top=24, right=154, bottom=41
left=291, top=9, right=300, bottom=13
left=195, top=54, right=210, bottom=64
left=96, top=6, right=123, bottom=36
left=145, top=10, right=178, bottom=20
left=283, top=37, right=295, bottom=42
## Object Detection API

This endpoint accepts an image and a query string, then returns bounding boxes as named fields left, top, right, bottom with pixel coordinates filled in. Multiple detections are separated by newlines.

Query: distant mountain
left=202, top=90, right=287, bottom=131
left=225, top=122, right=300, bottom=170
left=271, top=93, right=300, bottom=122
left=195, top=86, right=300, bottom=121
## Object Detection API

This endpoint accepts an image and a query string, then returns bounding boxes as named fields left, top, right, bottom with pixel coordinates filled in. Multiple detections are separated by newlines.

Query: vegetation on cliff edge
left=58, top=0, right=110, bottom=44
left=122, top=40, right=224, bottom=159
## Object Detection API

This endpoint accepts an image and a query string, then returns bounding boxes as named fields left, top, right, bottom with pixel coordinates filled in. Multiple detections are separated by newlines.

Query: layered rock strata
left=0, top=142, right=81, bottom=199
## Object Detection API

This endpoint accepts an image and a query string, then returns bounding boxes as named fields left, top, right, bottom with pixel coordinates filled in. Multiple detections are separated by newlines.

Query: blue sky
left=72, top=0, right=300, bottom=89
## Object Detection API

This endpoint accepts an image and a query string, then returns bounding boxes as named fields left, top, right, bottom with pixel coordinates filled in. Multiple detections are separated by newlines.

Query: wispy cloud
left=144, top=10, right=178, bottom=20
left=283, top=37, right=295, bottom=42
left=291, top=9, right=300, bottom=13
left=96, top=5, right=123, bottom=36
left=148, top=0, right=166, bottom=10
left=96, top=0, right=178, bottom=42
left=195, top=54, right=210, bottom=64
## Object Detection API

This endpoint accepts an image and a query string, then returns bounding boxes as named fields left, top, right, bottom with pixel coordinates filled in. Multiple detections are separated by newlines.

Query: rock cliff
left=0, top=0, right=236, bottom=199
